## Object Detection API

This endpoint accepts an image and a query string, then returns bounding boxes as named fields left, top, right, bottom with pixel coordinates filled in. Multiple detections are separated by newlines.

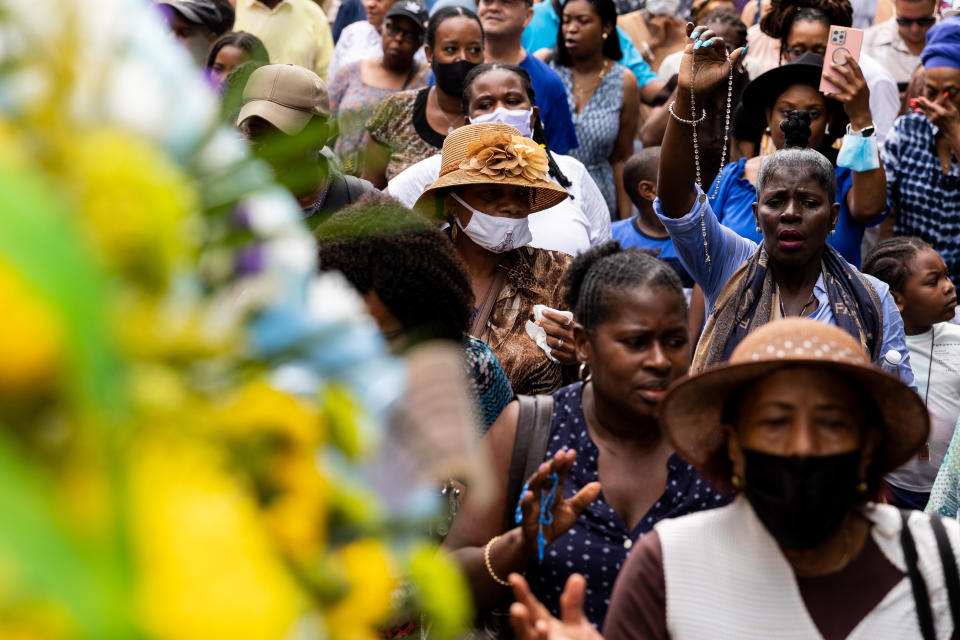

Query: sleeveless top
left=550, top=61, right=625, bottom=218
left=656, top=496, right=960, bottom=639
left=525, top=382, right=730, bottom=629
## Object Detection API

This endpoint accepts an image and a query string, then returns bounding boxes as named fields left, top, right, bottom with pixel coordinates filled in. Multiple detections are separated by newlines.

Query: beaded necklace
left=672, top=41, right=736, bottom=272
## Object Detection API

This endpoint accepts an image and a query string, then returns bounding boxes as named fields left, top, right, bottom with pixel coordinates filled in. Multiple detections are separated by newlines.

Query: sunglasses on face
left=895, top=16, right=936, bottom=27
left=384, top=21, right=424, bottom=43
left=785, top=45, right=826, bottom=59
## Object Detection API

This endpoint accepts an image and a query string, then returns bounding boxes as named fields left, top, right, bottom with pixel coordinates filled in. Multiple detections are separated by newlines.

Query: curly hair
left=315, top=194, right=474, bottom=343
left=563, top=241, right=685, bottom=333
left=862, top=237, right=933, bottom=294
left=759, top=0, right=852, bottom=41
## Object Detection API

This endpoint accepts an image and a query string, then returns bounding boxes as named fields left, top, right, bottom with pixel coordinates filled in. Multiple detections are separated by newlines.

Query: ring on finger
left=557, top=338, right=564, bottom=349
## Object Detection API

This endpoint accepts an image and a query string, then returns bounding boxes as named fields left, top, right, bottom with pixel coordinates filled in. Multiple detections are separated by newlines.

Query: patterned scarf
left=693, top=245, right=885, bottom=372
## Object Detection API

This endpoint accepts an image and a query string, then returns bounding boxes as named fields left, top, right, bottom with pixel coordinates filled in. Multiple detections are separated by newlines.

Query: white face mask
left=451, top=193, right=532, bottom=253
left=468, top=107, right=535, bottom=138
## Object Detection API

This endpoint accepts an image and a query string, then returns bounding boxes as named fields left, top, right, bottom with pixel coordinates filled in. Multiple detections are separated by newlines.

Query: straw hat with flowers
left=414, top=122, right=568, bottom=219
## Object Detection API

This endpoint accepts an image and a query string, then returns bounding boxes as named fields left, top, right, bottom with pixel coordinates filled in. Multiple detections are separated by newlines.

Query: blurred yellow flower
left=324, top=539, right=397, bottom=640
left=64, top=129, right=197, bottom=292
left=0, top=258, right=63, bottom=394
left=210, top=382, right=321, bottom=448
left=131, top=433, right=303, bottom=640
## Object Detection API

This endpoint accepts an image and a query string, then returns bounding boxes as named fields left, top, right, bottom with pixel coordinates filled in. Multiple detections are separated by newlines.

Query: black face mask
left=741, top=448, right=861, bottom=550
left=432, top=59, right=478, bottom=97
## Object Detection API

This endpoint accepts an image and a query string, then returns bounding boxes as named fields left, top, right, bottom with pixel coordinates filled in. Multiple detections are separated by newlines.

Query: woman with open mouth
left=653, top=24, right=914, bottom=383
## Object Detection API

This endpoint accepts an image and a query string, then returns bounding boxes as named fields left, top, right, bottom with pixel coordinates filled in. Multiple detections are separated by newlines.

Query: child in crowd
left=863, top=237, right=960, bottom=510
left=612, top=147, right=704, bottom=337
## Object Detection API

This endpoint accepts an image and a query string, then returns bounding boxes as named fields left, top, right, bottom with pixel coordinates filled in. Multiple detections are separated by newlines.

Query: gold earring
left=731, top=474, right=743, bottom=489
left=856, top=480, right=868, bottom=494
left=602, top=32, right=608, bottom=39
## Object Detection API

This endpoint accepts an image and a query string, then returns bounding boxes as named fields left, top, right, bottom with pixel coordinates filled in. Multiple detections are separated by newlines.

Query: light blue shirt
left=654, top=188, right=917, bottom=388
left=521, top=0, right=657, bottom=88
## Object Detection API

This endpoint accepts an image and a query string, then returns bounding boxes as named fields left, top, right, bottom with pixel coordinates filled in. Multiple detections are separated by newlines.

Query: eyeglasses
left=785, top=45, right=826, bottom=59
left=384, top=21, right=424, bottom=43
left=895, top=16, right=936, bottom=27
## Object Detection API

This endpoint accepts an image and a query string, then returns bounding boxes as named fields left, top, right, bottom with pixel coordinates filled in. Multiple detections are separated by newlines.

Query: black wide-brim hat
left=741, top=52, right=848, bottom=136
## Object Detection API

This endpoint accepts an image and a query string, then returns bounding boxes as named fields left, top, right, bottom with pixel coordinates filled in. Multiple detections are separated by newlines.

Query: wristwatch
left=846, top=123, right=876, bottom=137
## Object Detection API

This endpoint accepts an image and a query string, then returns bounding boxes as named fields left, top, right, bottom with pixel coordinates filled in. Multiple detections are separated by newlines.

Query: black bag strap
left=930, top=512, right=960, bottom=631
left=901, top=509, right=937, bottom=640
left=503, top=394, right=555, bottom=532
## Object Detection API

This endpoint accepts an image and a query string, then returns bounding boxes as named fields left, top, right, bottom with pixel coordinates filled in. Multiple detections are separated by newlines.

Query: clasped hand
left=676, top=23, right=747, bottom=97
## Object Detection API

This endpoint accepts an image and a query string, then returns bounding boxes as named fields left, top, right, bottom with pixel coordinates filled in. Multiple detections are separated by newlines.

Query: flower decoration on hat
left=458, top=132, right=550, bottom=182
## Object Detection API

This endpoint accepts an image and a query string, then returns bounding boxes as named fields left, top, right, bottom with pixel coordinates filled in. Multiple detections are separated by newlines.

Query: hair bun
left=779, top=110, right=812, bottom=149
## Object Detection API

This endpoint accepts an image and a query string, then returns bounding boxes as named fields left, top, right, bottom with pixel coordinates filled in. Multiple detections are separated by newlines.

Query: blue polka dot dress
left=525, top=382, right=731, bottom=629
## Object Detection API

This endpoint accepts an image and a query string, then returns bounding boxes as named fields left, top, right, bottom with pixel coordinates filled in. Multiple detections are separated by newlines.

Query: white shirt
left=888, top=322, right=960, bottom=492
left=864, top=17, right=924, bottom=86
left=327, top=20, right=426, bottom=89
left=386, top=153, right=612, bottom=256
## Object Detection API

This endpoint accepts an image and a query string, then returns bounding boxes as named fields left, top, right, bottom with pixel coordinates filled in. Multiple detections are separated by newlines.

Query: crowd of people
left=154, top=0, right=960, bottom=634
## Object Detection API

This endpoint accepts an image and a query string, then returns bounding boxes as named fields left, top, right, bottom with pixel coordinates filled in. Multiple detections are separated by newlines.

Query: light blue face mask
left=468, top=107, right=534, bottom=138
left=836, top=132, right=880, bottom=172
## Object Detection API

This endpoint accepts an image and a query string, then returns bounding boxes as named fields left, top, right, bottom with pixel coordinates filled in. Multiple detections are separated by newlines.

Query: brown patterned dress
left=474, top=246, right=574, bottom=396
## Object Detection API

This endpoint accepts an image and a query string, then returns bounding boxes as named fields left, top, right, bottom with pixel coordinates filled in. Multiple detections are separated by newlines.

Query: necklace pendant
left=448, top=125, right=454, bottom=134
left=698, top=193, right=707, bottom=204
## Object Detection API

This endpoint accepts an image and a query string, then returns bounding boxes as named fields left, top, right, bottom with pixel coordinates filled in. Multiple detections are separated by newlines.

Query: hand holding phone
left=819, top=26, right=864, bottom=95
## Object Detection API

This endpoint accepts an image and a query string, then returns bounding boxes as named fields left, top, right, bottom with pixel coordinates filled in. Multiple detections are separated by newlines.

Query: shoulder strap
left=470, top=268, right=506, bottom=340
left=503, top=394, right=555, bottom=532
left=901, top=509, right=937, bottom=640
left=930, top=512, right=960, bottom=629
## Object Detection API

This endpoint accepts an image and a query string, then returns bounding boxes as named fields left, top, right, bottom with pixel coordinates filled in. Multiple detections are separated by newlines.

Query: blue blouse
left=708, top=157, right=881, bottom=267
left=525, top=382, right=730, bottom=629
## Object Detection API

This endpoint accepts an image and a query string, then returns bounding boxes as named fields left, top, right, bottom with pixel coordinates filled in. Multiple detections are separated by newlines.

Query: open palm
left=516, top=449, right=601, bottom=553
left=509, top=573, right=604, bottom=640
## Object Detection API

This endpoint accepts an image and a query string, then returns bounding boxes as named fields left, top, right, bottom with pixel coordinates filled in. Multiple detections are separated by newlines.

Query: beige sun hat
left=659, top=318, right=929, bottom=483
left=413, top=122, right=568, bottom=219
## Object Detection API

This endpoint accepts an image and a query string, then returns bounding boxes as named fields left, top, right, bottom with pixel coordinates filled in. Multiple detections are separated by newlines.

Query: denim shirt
left=654, top=186, right=917, bottom=388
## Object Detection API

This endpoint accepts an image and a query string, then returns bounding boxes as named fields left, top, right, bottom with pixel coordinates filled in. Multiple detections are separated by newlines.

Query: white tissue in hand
left=525, top=305, right=574, bottom=364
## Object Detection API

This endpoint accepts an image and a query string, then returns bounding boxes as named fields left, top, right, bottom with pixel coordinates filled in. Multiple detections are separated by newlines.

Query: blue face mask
left=836, top=132, right=880, bottom=172
left=468, top=106, right=534, bottom=138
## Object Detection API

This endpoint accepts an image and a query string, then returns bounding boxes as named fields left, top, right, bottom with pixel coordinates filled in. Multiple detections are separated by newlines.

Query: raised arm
left=821, top=57, right=887, bottom=225
left=657, top=24, right=745, bottom=219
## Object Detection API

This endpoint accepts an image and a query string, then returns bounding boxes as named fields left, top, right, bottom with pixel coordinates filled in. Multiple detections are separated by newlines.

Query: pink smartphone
left=819, top=26, right=864, bottom=94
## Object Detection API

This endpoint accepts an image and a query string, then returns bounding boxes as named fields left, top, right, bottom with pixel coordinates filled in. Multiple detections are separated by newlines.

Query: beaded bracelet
left=668, top=100, right=707, bottom=126
left=484, top=535, right=511, bottom=587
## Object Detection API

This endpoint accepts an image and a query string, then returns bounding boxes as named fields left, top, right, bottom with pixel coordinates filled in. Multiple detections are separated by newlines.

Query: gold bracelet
left=484, top=535, right=511, bottom=587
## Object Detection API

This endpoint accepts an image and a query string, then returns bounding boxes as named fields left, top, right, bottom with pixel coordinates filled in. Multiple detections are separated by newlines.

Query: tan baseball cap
left=236, top=64, right=330, bottom=136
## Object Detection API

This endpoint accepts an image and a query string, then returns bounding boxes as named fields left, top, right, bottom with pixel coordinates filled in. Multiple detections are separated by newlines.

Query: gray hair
left=756, top=148, right=837, bottom=203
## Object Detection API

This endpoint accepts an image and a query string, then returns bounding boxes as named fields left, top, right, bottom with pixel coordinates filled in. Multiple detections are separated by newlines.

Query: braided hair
left=316, top=194, right=474, bottom=343
left=563, top=242, right=685, bottom=333
left=862, top=237, right=933, bottom=293
left=760, top=0, right=852, bottom=46
left=756, top=110, right=837, bottom=201
left=703, top=9, right=748, bottom=49
left=461, top=63, right=572, bottom=191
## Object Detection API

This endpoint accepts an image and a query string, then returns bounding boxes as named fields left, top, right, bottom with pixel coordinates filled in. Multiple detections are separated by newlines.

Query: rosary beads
left=515, top=471, right=560, bottom=563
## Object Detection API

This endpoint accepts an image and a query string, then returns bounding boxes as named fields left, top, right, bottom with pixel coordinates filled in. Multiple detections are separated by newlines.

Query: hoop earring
left=578, top=362, right=591, bottom=381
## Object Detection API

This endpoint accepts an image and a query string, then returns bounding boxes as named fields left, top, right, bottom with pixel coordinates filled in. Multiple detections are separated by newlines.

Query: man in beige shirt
left=235, top=0, right=335, bottom=79
left=864, top=0, right=938, bottom=85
